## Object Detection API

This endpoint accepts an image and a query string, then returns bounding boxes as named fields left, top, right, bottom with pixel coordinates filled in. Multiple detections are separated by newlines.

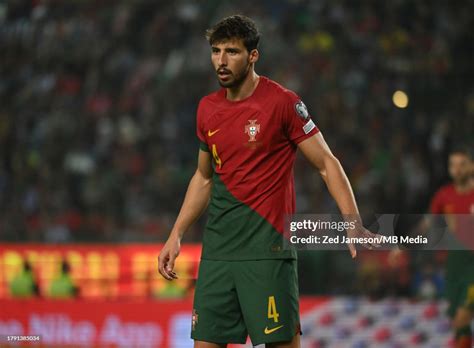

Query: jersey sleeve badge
left=294, top=100, right=316, bottom=134
left=294, top=100, right=310, bottom=121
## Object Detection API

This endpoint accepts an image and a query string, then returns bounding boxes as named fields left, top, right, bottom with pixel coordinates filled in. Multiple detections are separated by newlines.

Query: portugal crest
left=245, top=119, right=260, bottom=142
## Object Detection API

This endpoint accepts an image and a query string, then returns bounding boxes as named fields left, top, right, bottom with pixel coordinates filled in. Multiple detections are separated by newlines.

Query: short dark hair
left=206, top=15, right=260, bottom=52
left=450, top=145, right=472, bottom=159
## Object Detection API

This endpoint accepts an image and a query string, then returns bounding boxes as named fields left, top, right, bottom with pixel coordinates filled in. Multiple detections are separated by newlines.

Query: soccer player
left=430, top=149, right=474, bottom=348
left=158, top=15, right=378, bottom=348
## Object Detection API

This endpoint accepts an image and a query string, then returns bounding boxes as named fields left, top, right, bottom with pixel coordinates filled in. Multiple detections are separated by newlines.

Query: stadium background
left=0, top=0, right=472, bottom=347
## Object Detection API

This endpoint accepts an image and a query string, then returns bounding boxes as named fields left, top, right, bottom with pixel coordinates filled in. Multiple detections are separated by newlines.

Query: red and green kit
left=192, top=76, right=318, bottom=345
left=430, top=184, right=474, bottom=317
left=197, top=76, right=319, bottom=261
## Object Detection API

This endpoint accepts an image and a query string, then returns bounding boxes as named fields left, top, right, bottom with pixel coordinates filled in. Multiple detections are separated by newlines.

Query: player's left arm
left=298, top=132, right=380, bottom=258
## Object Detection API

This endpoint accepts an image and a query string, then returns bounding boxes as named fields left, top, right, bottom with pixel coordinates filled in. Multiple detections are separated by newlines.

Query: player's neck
left=226, top=71, right=260, bottom=101
left=453, top=179, right=473, bottom=193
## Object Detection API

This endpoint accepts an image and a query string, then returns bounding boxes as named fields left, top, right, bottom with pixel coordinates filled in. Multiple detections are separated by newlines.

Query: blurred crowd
left=0, top=1, right=472, bottom=295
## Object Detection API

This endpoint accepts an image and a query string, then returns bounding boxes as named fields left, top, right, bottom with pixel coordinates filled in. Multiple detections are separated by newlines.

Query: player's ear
left=249, top=49, right=259, bottom=64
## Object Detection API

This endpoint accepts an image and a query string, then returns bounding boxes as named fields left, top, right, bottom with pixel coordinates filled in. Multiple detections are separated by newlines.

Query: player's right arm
left=158, top=149, right=213, bottom=280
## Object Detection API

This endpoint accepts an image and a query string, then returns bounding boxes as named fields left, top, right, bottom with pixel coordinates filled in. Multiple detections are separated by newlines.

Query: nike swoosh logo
left=208, top=129, right=220, bottom=137
left=264, top=325, right=284, bottom=334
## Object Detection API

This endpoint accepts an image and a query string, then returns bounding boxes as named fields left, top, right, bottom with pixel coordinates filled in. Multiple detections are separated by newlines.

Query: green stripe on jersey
left=201, top=172, right=296, bottom=260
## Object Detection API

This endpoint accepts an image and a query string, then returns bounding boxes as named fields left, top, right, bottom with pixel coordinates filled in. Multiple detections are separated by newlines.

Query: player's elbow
left=325, top=152, right=340, bottom=165
left=318, top=153, right=341, bottom=179
left=202, top=177, right=212, bottom=190
left=194, top=169, right=212, bottom=189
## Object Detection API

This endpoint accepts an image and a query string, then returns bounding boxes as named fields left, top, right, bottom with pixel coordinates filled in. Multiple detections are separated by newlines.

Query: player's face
left=448, top=153, right=471, bottom=184
left=211, top=39, right=256, bottom=88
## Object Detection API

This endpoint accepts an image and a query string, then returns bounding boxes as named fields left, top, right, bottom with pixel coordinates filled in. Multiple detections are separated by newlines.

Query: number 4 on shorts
left=267, top=296, right=280, bottom=323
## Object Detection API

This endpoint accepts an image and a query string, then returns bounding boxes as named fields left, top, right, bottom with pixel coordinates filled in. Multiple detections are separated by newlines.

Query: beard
left=216, top=62, right=251, bottom=88
left=453, top=175, right=470, bottom=186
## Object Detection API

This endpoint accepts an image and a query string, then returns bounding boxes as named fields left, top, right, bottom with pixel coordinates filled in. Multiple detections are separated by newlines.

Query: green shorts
left=445, top=277, right=474, bottom=318
left=445, top=251, right=474, bottom=317
left=191, top=259, right=300, bottom=346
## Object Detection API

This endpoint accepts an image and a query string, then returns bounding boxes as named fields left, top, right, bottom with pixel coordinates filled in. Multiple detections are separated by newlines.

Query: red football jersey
left=430, top=184, right=474, bottom=214
left=196, top=76, right=319, bottom=260
left=430, top=183, right=474, bottom=254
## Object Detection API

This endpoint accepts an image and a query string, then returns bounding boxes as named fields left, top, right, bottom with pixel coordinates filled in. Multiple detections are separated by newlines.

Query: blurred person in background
left=356, top=255, right=383, bottom=298
left=9, top=260, right=39, bottom=298
left=48, top=259, right=78, bottom=299
left=158, top=14, right=378, bottom=348
left=429, top=148, right=474, bottom=348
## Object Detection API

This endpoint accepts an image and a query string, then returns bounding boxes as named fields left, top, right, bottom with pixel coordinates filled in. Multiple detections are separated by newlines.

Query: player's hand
left=346, top=225, right=381, bottom=259
left=158, top=234, right=181, bottom=280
